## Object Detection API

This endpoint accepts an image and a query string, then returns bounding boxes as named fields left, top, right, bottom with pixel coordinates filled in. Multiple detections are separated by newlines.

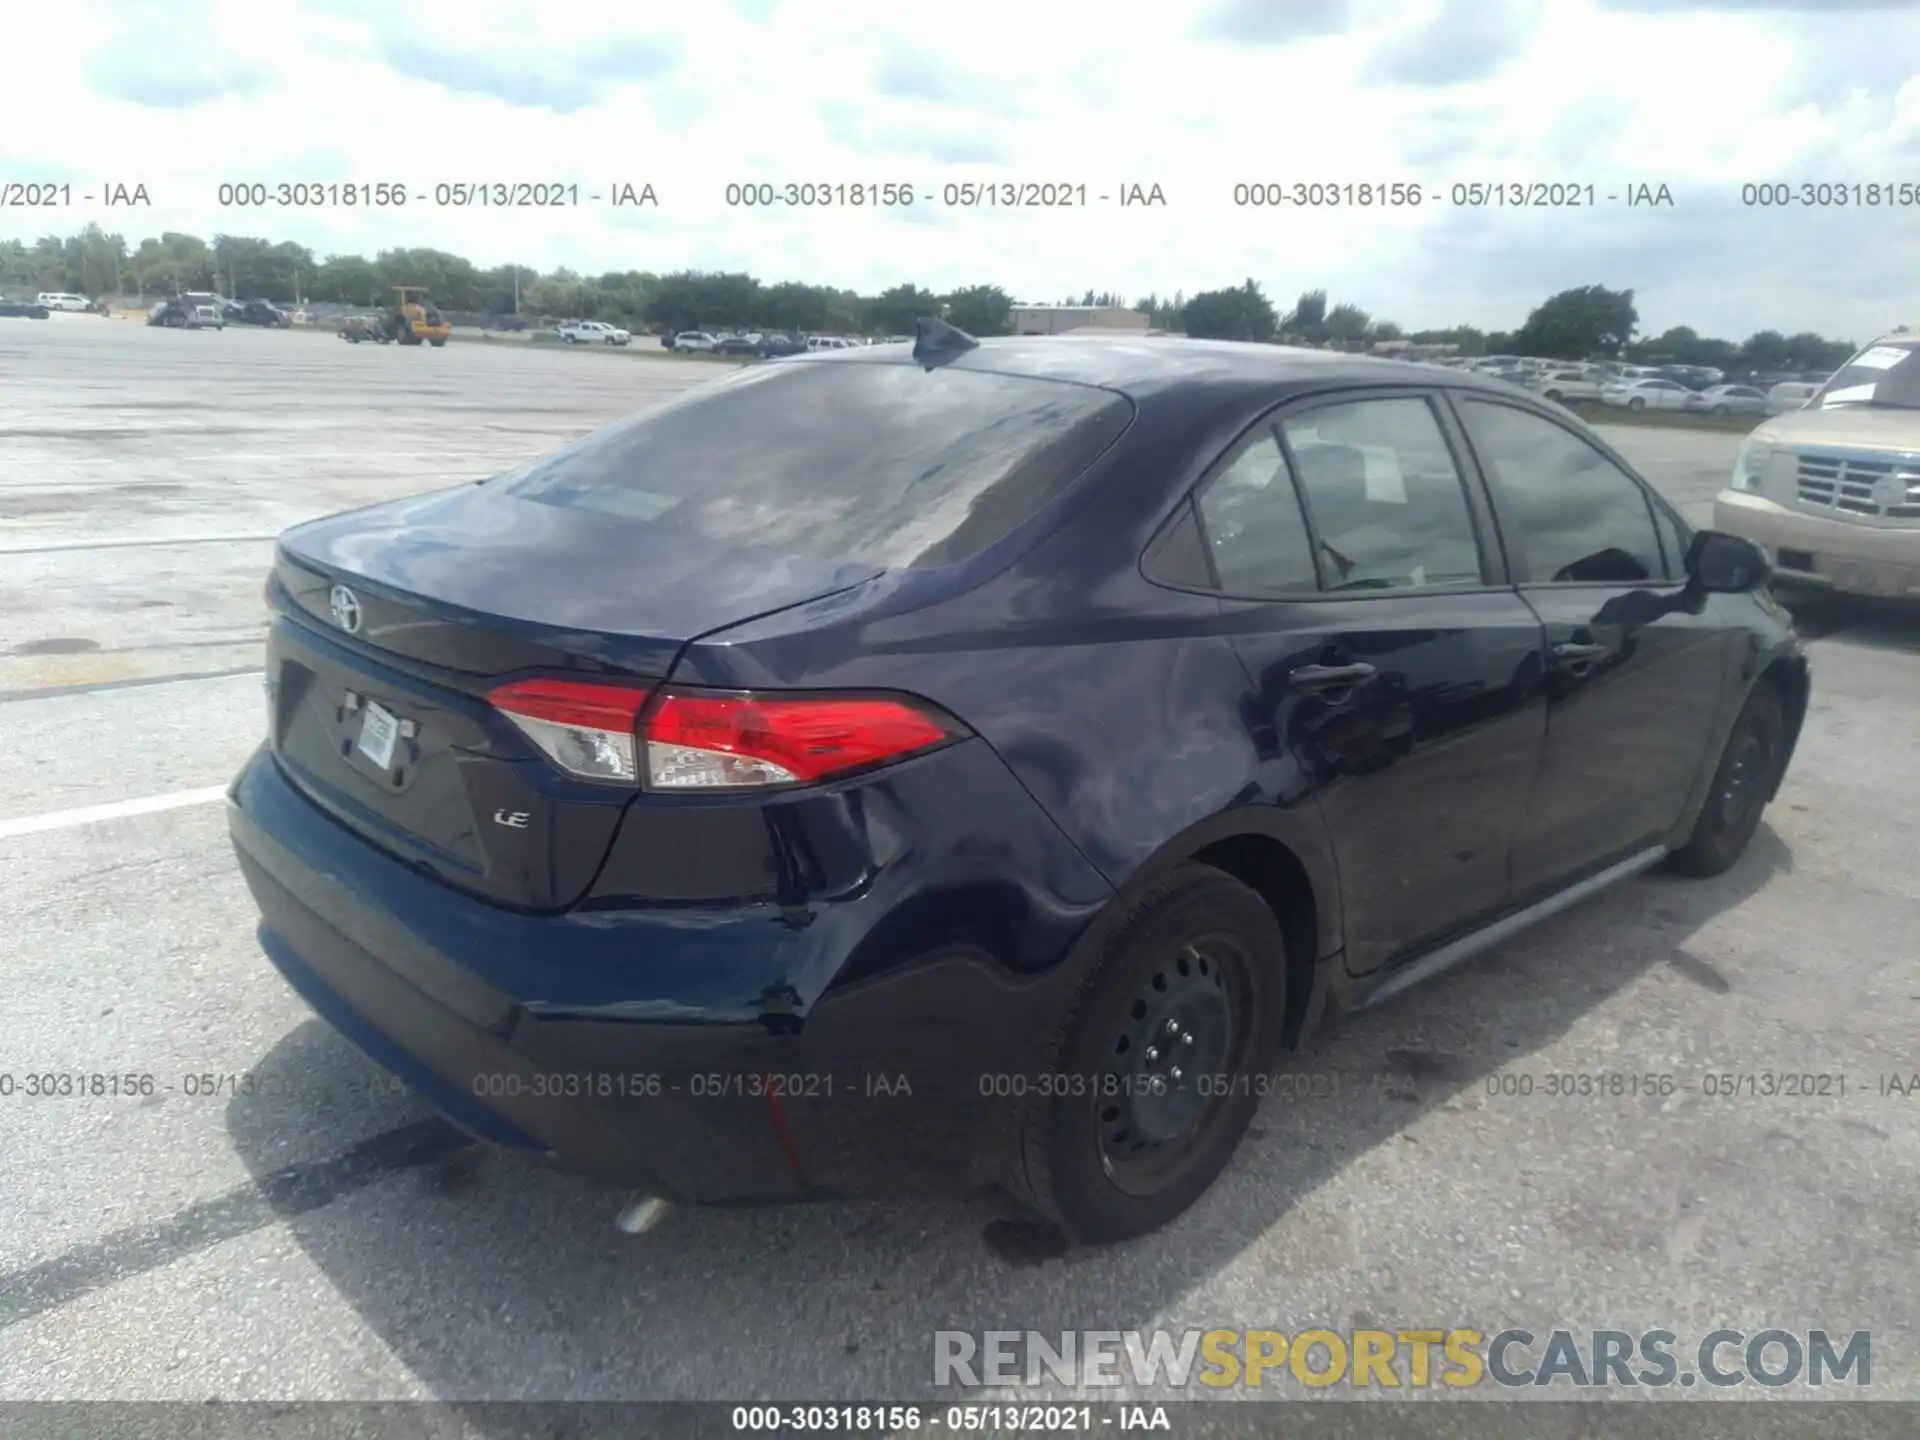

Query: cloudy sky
left=4, top=0, right=1917, bottom=340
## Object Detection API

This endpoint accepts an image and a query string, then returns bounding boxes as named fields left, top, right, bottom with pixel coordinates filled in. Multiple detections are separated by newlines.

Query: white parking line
left=0, top=787, right=228, bottom=839
left=0, top=533, right=279, bottom=556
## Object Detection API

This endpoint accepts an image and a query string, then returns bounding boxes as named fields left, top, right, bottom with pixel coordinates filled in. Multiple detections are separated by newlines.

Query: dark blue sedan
left=230, top=323, right=1808, bottom=1244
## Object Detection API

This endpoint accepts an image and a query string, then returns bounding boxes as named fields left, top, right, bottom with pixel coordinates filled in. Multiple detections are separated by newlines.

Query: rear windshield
left=491, top=358, right=1133, bottom=568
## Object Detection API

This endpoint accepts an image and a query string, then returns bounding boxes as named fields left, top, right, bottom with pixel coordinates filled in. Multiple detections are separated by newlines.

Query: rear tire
left=1667, top=680, right=1787, bottom=878
left=1629, top=396, right=1646, bottom=411
left=1005, top=864, right=1286, bottom=1245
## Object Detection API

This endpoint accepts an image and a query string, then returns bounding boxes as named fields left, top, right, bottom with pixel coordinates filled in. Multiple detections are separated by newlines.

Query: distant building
left=1008, top=304, right=1150, bottom=336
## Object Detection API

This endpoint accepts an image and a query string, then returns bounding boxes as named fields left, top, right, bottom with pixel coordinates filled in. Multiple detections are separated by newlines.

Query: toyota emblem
left=329, top=584, right=363, bottom=634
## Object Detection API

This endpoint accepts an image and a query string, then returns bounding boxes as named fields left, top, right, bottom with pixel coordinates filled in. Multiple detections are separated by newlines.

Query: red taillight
left=488, top=681, right=962, bottom=791
left=489, top=678, right=652, bottom=783
left=644, top=690, right=961, bottom=791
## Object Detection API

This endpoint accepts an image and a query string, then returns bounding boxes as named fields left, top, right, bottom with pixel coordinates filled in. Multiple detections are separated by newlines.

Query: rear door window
left=1278, top=396, right=1487, bottom=591
left=493, top=359, right=1133, bottom=568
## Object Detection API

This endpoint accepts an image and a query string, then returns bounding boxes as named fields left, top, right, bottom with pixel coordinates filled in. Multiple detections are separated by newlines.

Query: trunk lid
left=266, top=484, right=880, bottom=910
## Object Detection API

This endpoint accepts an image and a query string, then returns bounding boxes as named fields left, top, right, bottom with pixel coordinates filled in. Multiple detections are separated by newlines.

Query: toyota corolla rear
left=228, top=352, right=1130, bottom=1202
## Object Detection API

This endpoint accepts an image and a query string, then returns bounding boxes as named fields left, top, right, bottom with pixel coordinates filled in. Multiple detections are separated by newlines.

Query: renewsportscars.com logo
left=934, top=1327, right=1872, bottom=1390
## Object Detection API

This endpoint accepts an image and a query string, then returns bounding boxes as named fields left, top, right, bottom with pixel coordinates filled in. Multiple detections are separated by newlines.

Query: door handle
left=1551, top=641, right=1608, bottom=663
left=1290, top=661, right=1378, bottom=691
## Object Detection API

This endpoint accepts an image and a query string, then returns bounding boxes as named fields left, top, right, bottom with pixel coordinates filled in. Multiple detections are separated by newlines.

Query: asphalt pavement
left=1, top=316, right=1915, bottom=1409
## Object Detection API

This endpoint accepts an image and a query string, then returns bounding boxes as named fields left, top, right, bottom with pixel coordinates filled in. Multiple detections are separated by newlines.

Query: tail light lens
left=643, top=690, right=962, bottom=790
left=488, top=681, right=964, bottom=791
left=489, top=678, right=651, bottom=782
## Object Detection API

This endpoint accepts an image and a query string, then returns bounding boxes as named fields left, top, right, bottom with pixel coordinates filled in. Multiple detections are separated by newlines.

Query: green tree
left=1181, top=279, right=1278, bottom=342
left=310, top=253, right=383, bottom=306
left=943, top=284, right=1012, bottom=336
left=211, top=235, right=312, bottom=301
left=58, top=224, right=127, bottom=296
left=128, top=231, right=214, bottom=293
left=1642, top=324, right=1701, bottom=363
left=1287, top=288, right=1329, bottom=343
left=1739, top=330, right=1791, bottom=370
left=644, top=270, right=764, bottom=333
left=864, top=282, right=943, bottom=337
left=522, top=271, right=583, bottom=318
left=758, top=280, right=832, bottom=332
left=476, top=263, right=537, bottom=315
left=1510, top=284, right=1638, bottom=358
left=1324, top=302, right=1372, bottom=344
left=1784, top=331, right=1855, bottom=372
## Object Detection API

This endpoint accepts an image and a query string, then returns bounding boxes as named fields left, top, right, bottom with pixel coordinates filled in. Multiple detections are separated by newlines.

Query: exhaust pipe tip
left=615, top=1194, right=671, bottom=1234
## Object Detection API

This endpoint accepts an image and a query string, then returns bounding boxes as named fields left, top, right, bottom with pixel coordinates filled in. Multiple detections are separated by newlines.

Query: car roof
left=816, top=334, right=1526, bottom=401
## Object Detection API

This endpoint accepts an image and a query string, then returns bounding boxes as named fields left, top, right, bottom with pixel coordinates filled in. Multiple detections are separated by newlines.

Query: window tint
left=492, top=360, right=1132, bottom=569
left=1279, top=397, right=1484, bottom=591
left=1196, top=431, right=1318, bottom=595
left=1460, top=400, right=1665, bottom=584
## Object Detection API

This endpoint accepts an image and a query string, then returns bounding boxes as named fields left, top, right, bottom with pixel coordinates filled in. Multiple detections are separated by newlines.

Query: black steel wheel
left=1097, top=936, right=1249, bottom=1196
left=1667, top=679, right=1786, bottom=877
left=1006, top=863, right=1286, bottom=1244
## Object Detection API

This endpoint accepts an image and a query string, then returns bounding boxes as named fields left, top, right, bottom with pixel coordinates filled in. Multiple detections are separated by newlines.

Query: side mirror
left=1685, top=530, right=1772, bottom=593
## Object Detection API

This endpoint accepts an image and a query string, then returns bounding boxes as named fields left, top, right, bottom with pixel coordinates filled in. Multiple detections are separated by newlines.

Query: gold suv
left=1714, top=331, right=1920, bottom=599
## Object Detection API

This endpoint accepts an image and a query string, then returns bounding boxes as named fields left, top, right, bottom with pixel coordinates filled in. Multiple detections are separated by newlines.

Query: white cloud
left=3, top=0, right=1916, bottom=339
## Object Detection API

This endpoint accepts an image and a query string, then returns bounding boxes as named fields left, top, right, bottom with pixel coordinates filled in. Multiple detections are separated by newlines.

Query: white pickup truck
left=556, top=320, right=631, bottom=346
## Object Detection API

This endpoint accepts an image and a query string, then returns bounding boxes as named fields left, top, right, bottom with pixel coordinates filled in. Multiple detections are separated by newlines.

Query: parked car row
left=1598, top=376, right=1825, bottom=416
left=1423, top=353, right=1835, bottom=421
left=666, top=330, right=872, bottom=356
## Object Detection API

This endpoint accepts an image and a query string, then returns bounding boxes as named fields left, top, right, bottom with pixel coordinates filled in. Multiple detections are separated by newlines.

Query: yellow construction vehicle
left=383, top=287, right=452, bottom=346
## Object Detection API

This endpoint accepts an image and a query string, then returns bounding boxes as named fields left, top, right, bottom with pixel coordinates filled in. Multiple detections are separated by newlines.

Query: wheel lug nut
left=1183, top=1033, right=1194, bottom=1046
left=1145, top=1047, right=1159, bottom=1062
left=1170, top=1067, right=1183, bottom=1081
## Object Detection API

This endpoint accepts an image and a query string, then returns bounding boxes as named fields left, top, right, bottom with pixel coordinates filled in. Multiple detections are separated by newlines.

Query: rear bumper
left=228, top=745, right=1106, bottom=1202
left=1714, top=490, right=1920, bottom=599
